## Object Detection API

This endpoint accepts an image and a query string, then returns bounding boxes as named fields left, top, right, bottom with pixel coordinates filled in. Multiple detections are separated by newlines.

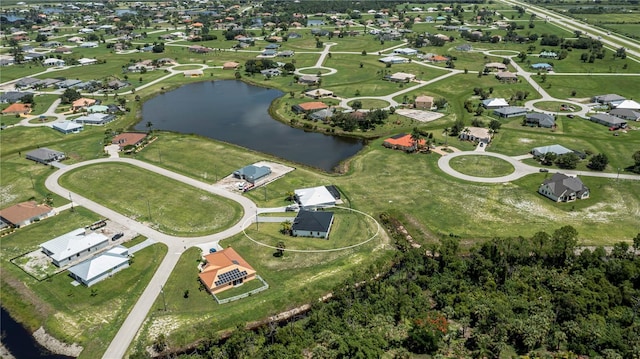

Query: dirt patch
left=396, top=109, right=445, bottom=123
left=216, top=161, right=295, bottom=193
left=33, top=327, right=83, bottom=357
left=567, top=97, right=591, bottom=104
left=519, top=138, right=533, bottom=143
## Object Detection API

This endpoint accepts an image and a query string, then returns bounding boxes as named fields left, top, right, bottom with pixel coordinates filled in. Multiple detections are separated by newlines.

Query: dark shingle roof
left=292, top=211, right=334, bottom=233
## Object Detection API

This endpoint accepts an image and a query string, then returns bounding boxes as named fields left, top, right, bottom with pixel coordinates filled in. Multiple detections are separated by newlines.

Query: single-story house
left=183, top=69, right=204, bottom=77
left=223, top=61, right=239, bottom=70
left=496, top=71, right=518, bottom=83
left=111, top=132, right=147, bottom=150
left=298, top=75, right=320, bottom=85
left=86, top=105, right=109, bottom=113
left=0, top=91, right=33, bottom=103
left=539, top=51, right=558, bottom=59
left=386, top=72, right=416, bottom=83
left=538, top=173, right=589, bottom=202
left=68, top=246, right=130, bottom=287
left=41, top=227, right=110, bottom=267
left=77, top=58, right=97, bottom=66
left=43, top=58, right=65, bottom=66
left=56, top=79, right=83, bottom=89
left=15, top=77, right=40, bottom=89
left=393, top=48, right=418, bottom=56
left=233, top=164, right=271, bottom=184
left=291, top=210, right=335, bottom=239
left=383, top=133, right=426, bottom=152
left=414, top=95, right=434, bottom=110
left=305, top=88, right=334, bottom=99
left=0, top=201, right=55, bottom=228
left=294, top=186, right=339, bottom=209
left=593, top=94, right=625, bottom=105
left=459, top=126, right=492, bottom=143
left=493, top=106, right=527, bottom=118
left=609, top=108, right=640, bottom=121
left=52, top=120, right=84, bottom=134
left=107, top=79, right=128, bottom=89
left=260, top=49, right=277, bottom=57
left=525, top=113, right=555, bottom=128
left=379, top=56, right=408, bottom=64
left=309, top=108, right=335, bottom=122
left=261, top=68, right=282, bottom=77
left=73, top=113, right=116, bottom=125
left=188, top=45, right=211, bottom=53
left=484, top=62, right=507, bottom=71
left=198, top=247, right=256, bottom=295
left=1, top=103, right=31, bottom=115
left=614, top=99, right=640, bottom=110
left=37, top=78, right=62, bottom=88
left=531, top=63, right=553, bottom=70
left=71, top=98, right=97, bottom=110
left=482, top=98, right=510, bottom=109
left=79, top=42, right=99, bottom=48
left=292, top=102, right=328, bottom=114
left=24, top=52, right=46, bottom=61
left=25, top=147, right=65, bottom=164
left=531, top=144, right=573, bottom=157
left=589, top=113, right=627, bottom=128
left=277, top=50, right=295, bottom=57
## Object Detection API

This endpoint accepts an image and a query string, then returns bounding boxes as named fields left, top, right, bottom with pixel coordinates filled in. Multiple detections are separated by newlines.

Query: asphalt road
left=44, top=157, right=258, bottom=359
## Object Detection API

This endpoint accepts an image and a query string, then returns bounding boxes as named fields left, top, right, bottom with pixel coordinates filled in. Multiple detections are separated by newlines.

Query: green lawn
left=449, top=155, right=515, bottom=177
left=533, top=74, right=640, bottom=100
left=532, top=100, right=572, bottom=112
left=348, top=99, right=390, bottom=109
left=58, top=163, right=243, bottom=237
left=0, top=207, right=168, bottom=359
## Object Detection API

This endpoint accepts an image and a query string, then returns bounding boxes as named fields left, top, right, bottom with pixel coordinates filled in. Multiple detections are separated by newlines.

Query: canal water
left=137, top=80, right=365, bottom=172
left=1, top=307, right=73, bottom=359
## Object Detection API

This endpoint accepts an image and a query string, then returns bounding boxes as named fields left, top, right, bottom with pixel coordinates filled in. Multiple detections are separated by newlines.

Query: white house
left=43, top=58, right=65, bottom=66
left=538, top=173, right=589, bottom=202
left=79, top=42, right=99, bottom=48
left=459, top=126, right=492, bottom=143
left=41, top=228, right=110, bottom=267
left=77, top=58, right=97, bottom=66
left=393, top=48, right=418, bottom=56
left=52, top=120, right=84, bottom=134
left=482, top=98, right=509, bottom=109
left=531, top=144, right=573, bottom=157
left=67, top=246, right=130, bottom=287
left=379, top=56, right=408, bottom=64
left=294, top=186, right=338, bottom=209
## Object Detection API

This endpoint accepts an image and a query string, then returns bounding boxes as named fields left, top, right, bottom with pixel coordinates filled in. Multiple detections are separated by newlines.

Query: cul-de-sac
left=1, top=0, right=639, bottom=358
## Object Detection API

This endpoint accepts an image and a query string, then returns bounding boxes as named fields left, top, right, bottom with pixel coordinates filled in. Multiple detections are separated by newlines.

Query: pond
left=137, top=81, right=365, bottom=172
left=1, top=307, right=73, bottom=359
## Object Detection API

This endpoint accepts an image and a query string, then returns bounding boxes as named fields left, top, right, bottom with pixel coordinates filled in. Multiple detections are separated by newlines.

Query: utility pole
left=69, top=192, right=74, bottom=212
left=255, top=208, right=259, bottom=231
left=146, top=198, right=152, bottom=222
left=160, top=285, right=167, bottom=311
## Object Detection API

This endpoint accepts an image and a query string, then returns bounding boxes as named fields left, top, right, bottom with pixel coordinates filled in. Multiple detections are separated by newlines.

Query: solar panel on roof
left=214, top=268, right=248, bottom=287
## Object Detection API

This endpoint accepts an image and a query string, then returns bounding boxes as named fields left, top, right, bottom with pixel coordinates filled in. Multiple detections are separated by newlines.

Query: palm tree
left=442, top=127, right=450, bottom=146
left=410, top=127, right=423, bottom=152
left=280, top=220, right=292, bottom=235
left=146, top=121, right=153, bottom=134
left=276, top=240, right=286, bottom=257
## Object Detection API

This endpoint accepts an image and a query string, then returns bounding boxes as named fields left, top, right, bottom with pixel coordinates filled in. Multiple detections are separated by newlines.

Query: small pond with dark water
left=136, top=81, right=365, bottom=172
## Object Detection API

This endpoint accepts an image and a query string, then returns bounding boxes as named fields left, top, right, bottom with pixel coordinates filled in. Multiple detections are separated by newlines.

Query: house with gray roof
left=609, top=108, right=640, bottom=121
left=589, top=113, right=627, bottom=128
left=0, top=91, right=32, bottom=103
left=538, top=173, right=589, bottom=202
left=25, top=147, right=65, bottom=164
left=68, top=246, right=130, bottom=287
left=493, top=106, right=526, bottom=118
left=309, top=108, right=335, bottom=122
left=52, top=120, right=84, bottom=134
left=531, top=144, right=573, bottom=157
left=41, top=227, right=110, bottom=267
left=593, top=94, right=625, bottom=105
left=55, top=79, right=83, bottom=89
left=73, top=113, right=116, bottom=125
left=233, top=164, right=271, bottom=184
left=525, top=113, right=555, bottom=128
left=15, top=77, right=40, bottom=89
left=291, top=210, right=335, bottom=239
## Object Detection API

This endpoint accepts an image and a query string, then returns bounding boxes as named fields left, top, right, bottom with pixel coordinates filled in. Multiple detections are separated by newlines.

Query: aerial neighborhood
left=0, top=0, right=639, bottom=358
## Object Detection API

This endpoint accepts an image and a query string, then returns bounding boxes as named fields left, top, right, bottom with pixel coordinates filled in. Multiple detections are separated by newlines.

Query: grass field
left=58, top=163, right=243, bottom=237
left=0, top=207, right=168, bottom=359
left=532, top=74, right=640, bottom=100
left=449, top=155, right=515, bottom=177
left=348, top=99, right=390, bottom=109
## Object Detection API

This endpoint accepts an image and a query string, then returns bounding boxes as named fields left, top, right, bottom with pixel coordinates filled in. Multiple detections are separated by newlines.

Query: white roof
left=78, top=58, right=97, bottom=64
left=295, top=186, right=336, bottom=208
left=52, top=120, right=83, bottom=131
left=483, top=98, right=509, bottom=107
left=615, top=99, right=640, bottom=110
left=43, top=58, right=64, bottom=65
left=67, top=245, right=129, bottom=282
left=41, top=228, right=109, bottom=262
left=532, top=144, right=572, bottom=156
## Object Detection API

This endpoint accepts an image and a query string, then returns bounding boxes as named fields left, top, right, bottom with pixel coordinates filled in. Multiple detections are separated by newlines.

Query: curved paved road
left=44, top=157, right=258, bottom=359
left=438, top=151, right=640, bottom=183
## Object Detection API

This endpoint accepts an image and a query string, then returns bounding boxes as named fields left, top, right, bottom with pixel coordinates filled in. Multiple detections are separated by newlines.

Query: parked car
left=539, top=168, right=549, bottom=173
left=567, top=114, right=574, bottom=118
left=209, top=248, right=217, bottom=253
left=112, top=232, right=124, bottom=241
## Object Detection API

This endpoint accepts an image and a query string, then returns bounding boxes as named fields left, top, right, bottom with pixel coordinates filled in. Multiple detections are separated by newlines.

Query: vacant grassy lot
left=533, top=74, right=640, bottom=100
left=449, top=155, right=515, bottom=177
left=59, top=163, right=243, bottom=236
left=348, top=99, right=390, bottom=109
left=0, top=207, right=167, bottom=359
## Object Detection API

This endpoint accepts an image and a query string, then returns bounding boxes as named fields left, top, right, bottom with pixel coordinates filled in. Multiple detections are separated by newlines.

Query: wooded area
left=149, top=218, right=640, bottom=359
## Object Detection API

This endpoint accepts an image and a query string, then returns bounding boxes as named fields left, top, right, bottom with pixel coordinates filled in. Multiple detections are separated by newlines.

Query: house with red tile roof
left=0, top=201, right=55, bottom=228
left=198, top=247, right=256, bottom=295
left=71, top=97, right=97, bottom=110
left=383, top=133, right=426, bottom=152
left=2, top=103, right=32, bottom=115
left=292, top=102, right=329, bottom=114
left=111, top=132, right=148, bottom=151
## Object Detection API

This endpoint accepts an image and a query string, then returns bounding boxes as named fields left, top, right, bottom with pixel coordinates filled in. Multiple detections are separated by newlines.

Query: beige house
left=414, top=95, right=434, bottom=110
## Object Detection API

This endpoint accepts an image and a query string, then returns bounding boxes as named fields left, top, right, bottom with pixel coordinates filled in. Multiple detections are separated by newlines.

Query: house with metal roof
left=0, top=201, right=55, bottom=228
left=52, top=120, right=84, bottom=134
left=291, top=210, right=335, bottom=239
left=73, top=113, right=116, bottom=125
left=482, top=98, right=509, bottom=109
left=525, top=113, right=555, bottom=128
left=531, top=63, right=553, bottom=70
left=294, top=186, right=338, bottom=209
left=493, top=106, right=526, bottom=117
left=609, top=108, right=640, bottom=121
left=309, top=108, right=335, bottom=122
left=68, top=246, right=130, bottom=287
left=41, top=228, right=110, bottom=267
left=589, top=113, right=627, bottom=128
left=0, top=91, right=32, bottom=103
left=614, top=99, right=640, bottom=110
left=593, top=94, right=625, bottom=105
left=531, top=144, right=573, bottom=157
left=538, top=173, right=589, bottom=202
left=198, top=247, right=256, bottom=295
left=25, top=147, right=65, bottom=164
left=233, top=165, right=271, bottom=184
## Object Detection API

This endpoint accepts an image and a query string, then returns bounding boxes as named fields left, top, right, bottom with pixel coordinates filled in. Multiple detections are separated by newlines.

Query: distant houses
left=538, top=173, right=589, bottom=202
